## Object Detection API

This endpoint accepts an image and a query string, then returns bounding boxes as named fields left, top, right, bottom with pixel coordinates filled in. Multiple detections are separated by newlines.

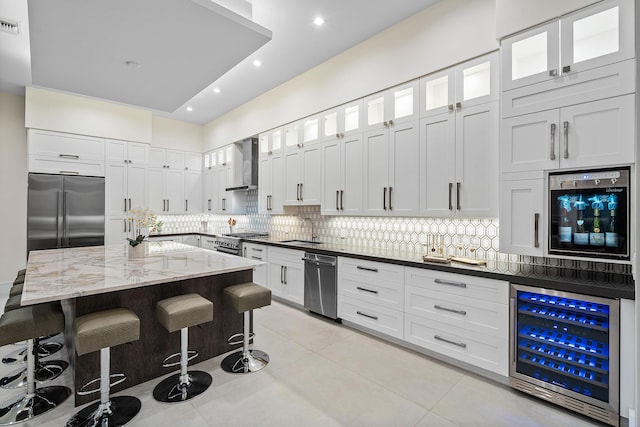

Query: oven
left=509, top=284, right=619, bottom=426
left=214, top=232, right=268, bottom=256
left=549, top=167, right=630, bottom=260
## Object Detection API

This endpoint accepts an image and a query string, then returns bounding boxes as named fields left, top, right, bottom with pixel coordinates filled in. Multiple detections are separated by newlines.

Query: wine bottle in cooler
left=588, top=195, right=604, bottom=247
left=573, top=196, right=588, bottom=246
left=557, top=195, right=572, bottom=244
left=605, top=193, right=618, bottom=248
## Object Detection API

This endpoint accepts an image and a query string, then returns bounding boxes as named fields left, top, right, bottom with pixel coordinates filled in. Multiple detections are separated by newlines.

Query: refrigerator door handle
left=57, top=191, right=63, bottom=248
left=63, top=191, right=70, bottom=247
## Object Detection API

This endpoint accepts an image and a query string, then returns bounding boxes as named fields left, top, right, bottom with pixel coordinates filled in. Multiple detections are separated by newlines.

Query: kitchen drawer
left=339, top=295, right=403, bottom=339
left=269, top=246, right=304, bottom=262
left=340, top=275, right=403, bottom=311
left=28, top=129, right=105, bottom=161
left=405, top=314, right=508, bottom=376
left=405, top=285, right=508, bottom=338
left=29, top=155, right=105, bottom=177
left=243, top=243, right=267, bottom=261
left=405, top=267, right=508, bottom=304
left=339, top=257, right=404, bottom=283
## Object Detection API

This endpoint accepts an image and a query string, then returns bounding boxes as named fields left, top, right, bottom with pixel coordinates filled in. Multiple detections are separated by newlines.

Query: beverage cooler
left=509, top=284, right=619, bottom=426
left=549, top=167, right=629, bottom=260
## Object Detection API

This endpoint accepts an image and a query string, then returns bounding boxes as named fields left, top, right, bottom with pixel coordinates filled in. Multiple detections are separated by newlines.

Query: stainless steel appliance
left=509, top=284, right=619, bottom=426
left=27, top=173, right=105, bottom=252
left=549, top=167, right=630, bottom=260
left=225, top=138, right=258, bottom=191
left=302, top=252, right=338, bottom=320
left=214, top=232, right=268, bottom=255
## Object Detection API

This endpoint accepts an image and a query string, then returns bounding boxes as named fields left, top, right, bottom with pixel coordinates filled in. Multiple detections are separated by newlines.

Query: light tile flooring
left=0, top=299, right=608, bottom=427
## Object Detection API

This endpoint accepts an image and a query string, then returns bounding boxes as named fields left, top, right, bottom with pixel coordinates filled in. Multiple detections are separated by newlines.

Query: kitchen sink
left=280, top=240, right=323, bottom=245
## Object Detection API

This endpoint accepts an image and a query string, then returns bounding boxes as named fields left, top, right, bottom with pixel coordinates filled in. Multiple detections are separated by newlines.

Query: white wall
left=495, top=0, right=600, bottom=39
left=0, top=92, right=27, bottom=284
left=204, top=0, right=499, bottom=150
left=25, top=86, right=153, bottom=143
left=152, top=116, right=204, bottom=152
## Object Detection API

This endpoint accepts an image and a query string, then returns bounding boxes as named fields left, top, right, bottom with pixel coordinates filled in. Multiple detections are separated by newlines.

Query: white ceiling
left=0, top=0, right=441, bottom=125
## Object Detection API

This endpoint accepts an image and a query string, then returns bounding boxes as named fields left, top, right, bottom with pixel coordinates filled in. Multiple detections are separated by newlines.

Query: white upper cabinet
left=301, top=115, right=321, bottom=146
left=259, top=128, right=283, bottom=158
left=364, top=80, right=419, bottom=131
left=321, top=99, right=363, bottom=141
left=421, top=52, right=498, bottom=118
left=502, top=0, right=634, bottom=91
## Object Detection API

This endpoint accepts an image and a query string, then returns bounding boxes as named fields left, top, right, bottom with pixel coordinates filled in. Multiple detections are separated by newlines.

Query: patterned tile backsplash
left=157, top=190, right=631, bottom=273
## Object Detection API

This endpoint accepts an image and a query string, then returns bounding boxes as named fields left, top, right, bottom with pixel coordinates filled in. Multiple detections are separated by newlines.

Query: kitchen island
left=22, top=241, right=262, bottom=405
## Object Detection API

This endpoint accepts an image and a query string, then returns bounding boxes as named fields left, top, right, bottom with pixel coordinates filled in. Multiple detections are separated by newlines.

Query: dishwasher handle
left=301, top=256, right=336, bottom=267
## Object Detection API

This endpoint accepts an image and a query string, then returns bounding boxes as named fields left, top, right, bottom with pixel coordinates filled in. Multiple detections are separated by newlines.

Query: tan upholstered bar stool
left=0, top=303, right=71, bottom=425
left=66, top=308, right=141, bottom=427
left=153, top=293, right=213, bottom=403
left=221, top=283, right=271, bottom=374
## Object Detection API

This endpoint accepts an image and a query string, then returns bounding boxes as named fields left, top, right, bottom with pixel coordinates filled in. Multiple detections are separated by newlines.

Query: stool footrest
left=161, top=350, right=198, bottom=368
left=77, top=373, right=126, bottom=396
left=227, top=332, right=255, bottom=346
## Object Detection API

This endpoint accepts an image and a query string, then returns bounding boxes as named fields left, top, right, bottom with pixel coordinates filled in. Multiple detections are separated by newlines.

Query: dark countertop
left=149, top=232, right=635, bottom=300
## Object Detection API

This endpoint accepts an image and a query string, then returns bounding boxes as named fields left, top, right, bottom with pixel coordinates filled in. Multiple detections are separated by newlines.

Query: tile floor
left=0, top=299, right=609, bottom=427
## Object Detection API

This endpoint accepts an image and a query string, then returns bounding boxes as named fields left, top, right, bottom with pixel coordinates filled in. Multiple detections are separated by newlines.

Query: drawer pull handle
left=434, top=278, right=466, bottom=288
left=434, top=335, right=467, bottom=348
left=356, top=266, right=378, bottom=273
left=59, top=170, right=79, bottom=175
left=59, top=154, right=79, bottom=159
left=356, top=311, right=378, bottom=321
left=434, top=305, right=467, bottom=316
left=356, top=286, right=378, bottom=295
left=251, top=256, right=262, bottom=260
left=252, top=248, right=263, bottom=252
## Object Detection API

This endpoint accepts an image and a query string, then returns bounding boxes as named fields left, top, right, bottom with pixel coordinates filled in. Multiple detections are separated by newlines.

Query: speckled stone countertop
left=247, top=238, right=635, bottom=300
left=22, top=241, right=262, bottom=305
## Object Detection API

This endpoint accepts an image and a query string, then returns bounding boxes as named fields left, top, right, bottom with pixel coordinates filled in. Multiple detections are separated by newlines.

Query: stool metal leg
left=153, top=327, right=212, bottom=403
left=1, top=339, right=68, bottom=389
left=0, top=339, right=71, bottom=426
left=2, top=341, right=63, bottom=365
left=66, top=348, right=141, bottom=427
left=221, top=311, right=269, bottom=374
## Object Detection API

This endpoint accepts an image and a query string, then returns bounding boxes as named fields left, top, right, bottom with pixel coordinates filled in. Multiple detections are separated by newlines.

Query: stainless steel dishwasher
left=302, top=252, right=338, bottom=320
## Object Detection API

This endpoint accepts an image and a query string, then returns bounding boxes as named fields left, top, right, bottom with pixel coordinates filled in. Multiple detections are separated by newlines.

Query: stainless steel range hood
left=226, top=137, right=258, bottom=191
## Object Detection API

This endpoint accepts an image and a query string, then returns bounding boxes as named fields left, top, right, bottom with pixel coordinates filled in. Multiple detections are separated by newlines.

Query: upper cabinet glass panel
left=284, top=124, right=299, bottom=149
left=572, top=7, right=619, bottom=64
left=271, top=129, right=282, bottom=152
left=323, top=112, right=338, bottom=138
left=463, top=61, right=491, bottom=101
left=344, top=105, right=360, bottom=133
left=303, top=117, right=319, bottom=144
left=259, top=134, right=269, bottom=156
left=425, top=75, right=449, bottom=111
left=511, top=32, right=548, bottom=81
left=394, top=87, right=414, bottom=119
left=367, top=96, right=384, bottom=126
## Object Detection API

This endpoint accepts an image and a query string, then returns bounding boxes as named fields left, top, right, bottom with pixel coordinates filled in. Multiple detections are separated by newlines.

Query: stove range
left=214, top=232, right=269, bottom=256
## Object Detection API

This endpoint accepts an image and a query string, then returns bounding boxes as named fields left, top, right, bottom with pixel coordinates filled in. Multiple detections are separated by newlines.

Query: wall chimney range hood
left=226, top=138, right=258, bottom=191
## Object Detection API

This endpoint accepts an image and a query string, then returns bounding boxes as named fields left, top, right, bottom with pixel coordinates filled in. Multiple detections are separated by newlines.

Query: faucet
left=302, top=217, right=317, bottom=242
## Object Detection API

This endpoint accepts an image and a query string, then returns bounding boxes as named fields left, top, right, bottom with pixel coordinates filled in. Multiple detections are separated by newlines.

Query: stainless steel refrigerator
left=27, top=173, right=105, bottom=252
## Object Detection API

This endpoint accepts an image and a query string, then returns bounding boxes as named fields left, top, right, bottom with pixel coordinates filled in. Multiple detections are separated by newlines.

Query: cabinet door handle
left=251, top=256, right=262, bottom=260
left=336, top=190, right=339, bottom=210
left=124, top=198, right=127, bottom=213
left=185, top=200, right=188, bottom=211
left=549, top=69, right=558, bottom=77
left=356, top=265, right=378, bottom=273
left=563, top=121, right=569, bottom=159
left=455, top=102, right=462, bottom=111
left=267, top=195, right=271, bottom=211
left=534, top=213, right=540, bottom=248
left=207, top=199, right=211, bottom=211
left=434, top=335, right=466, bottom=348
left=388, top=186, right=392, bottom=211
left=562, top=65, right=571, bottom=74
left=434, top=278, right=467, bottom=288
left=448, top=183, right=453, bottom=210
left=550, top=123, right=556, bottom=161
left=356, top=286, right=378, bottom=294
left=456, top=182, right=461, bottom=210
left=123, top=219, right=127, bottom=233
left=167, top=199, right=169, bottom=211
left=434, top=305, right=467, bottom=316
left=356, top=311, right=378, bottom=321
left=280, top=265, right=284, bottom=284
left=58, top=154, right=79, bottom=159
left=448, top=104, right=454, bottom=112
left=283, top=266, right=287, bottom=285
left=300, top=183, right=303, bottom=201
left=340, top=190, right=344, bottom=210
left=383, top=187, right=387, bottom=210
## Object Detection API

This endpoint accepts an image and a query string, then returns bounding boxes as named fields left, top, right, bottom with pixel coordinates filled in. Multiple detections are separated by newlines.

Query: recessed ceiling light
left=313, top=17, right=325, bottom=26
left=186, top=106, right=193, bottom=112
left=253, top=59, right=262, bottom=67
left=213, top=87, right=221, bottom=93
left=124, top=60, right=140, bottom=69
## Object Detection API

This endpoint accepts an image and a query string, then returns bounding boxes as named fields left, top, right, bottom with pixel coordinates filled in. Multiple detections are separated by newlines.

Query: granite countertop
left=22, top=241, right=262, bottom=305
left=246, top=238, right=635, bottom=300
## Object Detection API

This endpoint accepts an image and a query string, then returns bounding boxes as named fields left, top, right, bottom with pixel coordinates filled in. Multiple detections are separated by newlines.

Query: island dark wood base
left=63, top=270, right=253, bottom=406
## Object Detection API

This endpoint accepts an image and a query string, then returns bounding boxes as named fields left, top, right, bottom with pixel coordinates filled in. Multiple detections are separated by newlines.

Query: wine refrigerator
left=509, top=284, right=620, bottom=426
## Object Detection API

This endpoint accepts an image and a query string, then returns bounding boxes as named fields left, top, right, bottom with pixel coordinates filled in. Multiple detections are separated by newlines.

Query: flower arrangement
left=228, top=217, right=236, bottom=233
left=127, top=207, right=161, bottom=247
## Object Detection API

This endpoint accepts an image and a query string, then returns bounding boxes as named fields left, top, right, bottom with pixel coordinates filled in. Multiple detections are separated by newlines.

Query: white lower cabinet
left=200, top=236, right=217, bottom=250
left=404, top=267, right=509, bottom=376
left=337, top=258, right=404, bottom=339
left=267, top=247, right=304, bottom=305
left=243, top=242, right=267, bottom=287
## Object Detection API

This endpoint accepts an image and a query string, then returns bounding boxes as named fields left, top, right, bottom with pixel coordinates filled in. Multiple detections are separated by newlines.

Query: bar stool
left=153, top=293, right=213, bottom=403
left=9, top=284, right=23, bottom=298
left=221, top=282, right=271, bottom=374
left=66, top=308, right=141, bottom=427
left=0, top=303, right=71, bottom=425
